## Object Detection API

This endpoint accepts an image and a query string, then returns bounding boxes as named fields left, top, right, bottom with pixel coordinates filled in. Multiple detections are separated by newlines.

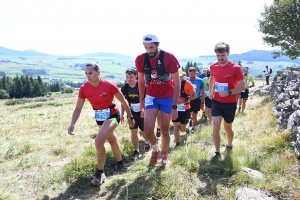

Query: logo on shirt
left=100, top=92, right=108, bottom=97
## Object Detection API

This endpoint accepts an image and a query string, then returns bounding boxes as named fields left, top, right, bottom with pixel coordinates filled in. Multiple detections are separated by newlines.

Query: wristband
left=128, top=116, right=134, bottom=121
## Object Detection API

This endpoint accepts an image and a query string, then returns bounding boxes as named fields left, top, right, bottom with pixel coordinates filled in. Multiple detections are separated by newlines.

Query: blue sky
left=0, top=0, right=275, bottom=58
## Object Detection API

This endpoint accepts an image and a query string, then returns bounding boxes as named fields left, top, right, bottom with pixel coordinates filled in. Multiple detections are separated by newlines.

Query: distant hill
left=199, top=50, right=300, bottom=64
left=0, top=46, right=50, bottom=56
left=0, top=46, right=133, bottom=59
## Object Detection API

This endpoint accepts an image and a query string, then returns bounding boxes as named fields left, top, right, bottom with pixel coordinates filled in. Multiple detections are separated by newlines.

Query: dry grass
left=0, top=80, right=299, bottom=200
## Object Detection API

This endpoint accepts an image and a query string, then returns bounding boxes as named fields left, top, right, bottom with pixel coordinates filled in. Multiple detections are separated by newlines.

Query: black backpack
left=180, top=79, right=188, bottom=98
left=269, top=68, right=272, bottom=74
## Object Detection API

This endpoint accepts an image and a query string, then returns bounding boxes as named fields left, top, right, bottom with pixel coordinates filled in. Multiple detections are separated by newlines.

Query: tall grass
left=0, top=90, right=299, bottom=199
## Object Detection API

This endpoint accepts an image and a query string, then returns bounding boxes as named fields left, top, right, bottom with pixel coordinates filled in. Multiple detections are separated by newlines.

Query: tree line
left=0, top=75, right=76, bottom=99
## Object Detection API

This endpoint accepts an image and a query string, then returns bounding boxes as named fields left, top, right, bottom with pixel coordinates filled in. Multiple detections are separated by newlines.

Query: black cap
left=125, top=68, right=137, bottom=75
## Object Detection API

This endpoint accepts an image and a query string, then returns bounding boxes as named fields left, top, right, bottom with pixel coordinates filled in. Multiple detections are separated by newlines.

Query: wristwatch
left=201, top=102, right=205, bottom=104
left=228, top=90, right=232, bottom=96
left=172, top=105, right=178, bottom=109
left=128, top=116, right=134, bottom=120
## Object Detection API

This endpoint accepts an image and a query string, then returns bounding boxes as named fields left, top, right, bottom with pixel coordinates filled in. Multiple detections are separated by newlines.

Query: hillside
left=0, top=46, right=299, bottom=83
left=0, top=82, right=299, bottom=199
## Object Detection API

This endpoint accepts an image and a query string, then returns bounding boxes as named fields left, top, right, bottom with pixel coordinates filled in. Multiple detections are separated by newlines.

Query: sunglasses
left=126, top=70, right=136, bottom=75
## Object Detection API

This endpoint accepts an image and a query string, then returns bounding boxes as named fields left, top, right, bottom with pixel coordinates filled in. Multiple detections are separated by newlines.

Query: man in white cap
left=135, top=34, right=180, bottom=169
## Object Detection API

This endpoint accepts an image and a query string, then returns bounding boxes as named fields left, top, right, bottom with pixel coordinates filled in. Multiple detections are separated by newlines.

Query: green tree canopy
left=258, top=0, right=300, bottom=59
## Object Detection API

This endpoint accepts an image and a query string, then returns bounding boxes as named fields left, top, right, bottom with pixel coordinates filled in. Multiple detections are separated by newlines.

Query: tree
left=258, top=0, right=300, bottom=59
left=182, top=62, right=200, bottom=74
left=0, top=89, right=9, bottom=99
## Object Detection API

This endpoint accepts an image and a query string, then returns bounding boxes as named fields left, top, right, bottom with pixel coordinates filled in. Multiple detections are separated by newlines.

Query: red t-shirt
left=135, top=50, right=180, bottom=98
left=210, top=61, right=243, bottom=103
left=78, top=79, right=119, bottom=115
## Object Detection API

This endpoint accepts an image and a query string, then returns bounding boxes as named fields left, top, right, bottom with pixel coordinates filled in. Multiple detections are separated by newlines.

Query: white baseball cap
left=143, top=34, right=159, bottom=43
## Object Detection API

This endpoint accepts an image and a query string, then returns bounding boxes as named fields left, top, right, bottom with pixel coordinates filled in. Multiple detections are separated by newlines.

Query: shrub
left=0, top=89, right=9, bottom=99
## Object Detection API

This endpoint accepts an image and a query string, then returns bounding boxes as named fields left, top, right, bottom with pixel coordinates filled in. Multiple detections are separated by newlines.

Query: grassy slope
left=0, top=80, right=299, bottom=200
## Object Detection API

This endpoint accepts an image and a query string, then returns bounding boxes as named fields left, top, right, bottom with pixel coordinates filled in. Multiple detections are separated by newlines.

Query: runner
left=67, top=62, right=135, bottom=186
left=136, top=34, right=180, bottom=169
left=186, top=67, right=205, bottom=133
left=172, top=68, right=196, bottom=147
left=120, top=68, right=150, bottom=159
left=202, top=72, right=212, bottom=121
left=238, top=67, right=255, bottom=113
left=209, top=42, right=245, bottom=159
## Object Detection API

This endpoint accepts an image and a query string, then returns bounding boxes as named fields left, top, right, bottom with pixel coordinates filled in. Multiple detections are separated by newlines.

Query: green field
left=0, top=54, right=298, bottom=84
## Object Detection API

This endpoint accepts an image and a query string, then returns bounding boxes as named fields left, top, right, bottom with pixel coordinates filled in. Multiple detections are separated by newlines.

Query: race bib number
left=95, top=108, right=110, bottom=121
left=215, top=82, right=228, bottom=92
left=145, top=95, right=154, bottom=106
left=192, top=84, right=197, bottom=89
left=131, top=103, right=141, bottom=112
left=177, top=104, right=185, bottom=112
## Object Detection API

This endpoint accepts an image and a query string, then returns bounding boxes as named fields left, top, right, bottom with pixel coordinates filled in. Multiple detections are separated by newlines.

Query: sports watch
left=172, top=105, right=178, bottom=109
left=228, top=90, right=232, bottom=96
left=128, top=116, right=134, bottom=120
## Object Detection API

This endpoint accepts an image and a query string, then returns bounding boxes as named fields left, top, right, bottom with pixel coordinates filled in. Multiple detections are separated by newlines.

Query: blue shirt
left=198, top=74, right=206, bottom=79
left=186, top=77, right=204, bottom=100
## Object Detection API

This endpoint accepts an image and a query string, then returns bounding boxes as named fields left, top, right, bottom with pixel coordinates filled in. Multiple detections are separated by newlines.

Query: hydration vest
left=180, top=79, right=188, bottom=98
left=144, top=50, right=171, bottom=84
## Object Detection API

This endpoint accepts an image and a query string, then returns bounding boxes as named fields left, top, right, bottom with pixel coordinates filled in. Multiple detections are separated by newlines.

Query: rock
left=236, top=187, right=277, bottom=200
left=241, top=167, right=263, bottom=179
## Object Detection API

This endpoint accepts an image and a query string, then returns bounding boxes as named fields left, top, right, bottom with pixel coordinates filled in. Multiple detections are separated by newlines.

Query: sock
left=117, top=160, right=123, bottom=165
left=144, top=141, right=149, bottom=144
left=215, top=150, right=220, bottom=153
left=135, top=149, right=139, bottom=152
left=227, top=144, right=232, bottom=147
left=97, top=169, right=104, bottom=174
left=176, top=142, right=180, bottom=146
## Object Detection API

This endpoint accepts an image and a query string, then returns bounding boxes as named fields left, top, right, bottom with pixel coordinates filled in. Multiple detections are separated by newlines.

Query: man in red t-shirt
left=209, top=42, right=245, bottom=159
left=136, top=34, right=180, bottom=169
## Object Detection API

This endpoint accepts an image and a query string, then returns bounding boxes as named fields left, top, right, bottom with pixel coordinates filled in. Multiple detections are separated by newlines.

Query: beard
left=148, top=49, right=158, bottom=58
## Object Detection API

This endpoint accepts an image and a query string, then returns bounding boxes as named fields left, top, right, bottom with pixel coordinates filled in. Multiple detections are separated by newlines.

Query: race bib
left=192, top=84, right=197, bottom=89
left=131, top=103, right=141, bottom=112
left=145, top=95, right=154, bottom=106
left=204, top=91, right=210, bottom=97
left=95, top=108, right=110, bottom=121
left=215, top=82, right=228, bottom=92
left=177, top=104, right=185, bottom=112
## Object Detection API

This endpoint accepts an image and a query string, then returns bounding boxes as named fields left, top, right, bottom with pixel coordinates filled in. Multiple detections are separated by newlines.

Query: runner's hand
left=68, top=125, right=75, bottom=135
left=140, top=102, right=145, bottom=111
left=128, top=119, right=135, bottom=128
left=171, top=109, right=178, bottom=121
left=140, top=110, right=144, bottom=118
left=218, top=91, right=228, bottom=97
left=120, top=115, right=124, bottom=123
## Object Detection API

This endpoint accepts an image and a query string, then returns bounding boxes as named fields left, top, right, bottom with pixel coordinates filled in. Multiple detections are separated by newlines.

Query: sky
left=0, top=0, right=276, bottom=58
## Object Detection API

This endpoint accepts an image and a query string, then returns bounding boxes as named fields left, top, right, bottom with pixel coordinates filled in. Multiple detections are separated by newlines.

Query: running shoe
left=112, top=162, right=125, bottom=174
left=191, top=128, right=195, bottom=134
left=91, top=171, right=106, bottom=186
left=211, top=152, right=221, bottom=162
left=174, top=142, right=180, bottom=148
left=144, top=142, right=150, bottom=152
left=156, top=128, right=161, bottom=138
left=162, top=153, right=171, bottom=169
left=149, top=150, right=161, bottom=166
left=133, top=150, right=139, bottom=159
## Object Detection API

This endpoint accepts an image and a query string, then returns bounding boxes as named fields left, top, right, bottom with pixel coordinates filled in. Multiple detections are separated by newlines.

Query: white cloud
left=0, top=0, right=275, bottom=57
